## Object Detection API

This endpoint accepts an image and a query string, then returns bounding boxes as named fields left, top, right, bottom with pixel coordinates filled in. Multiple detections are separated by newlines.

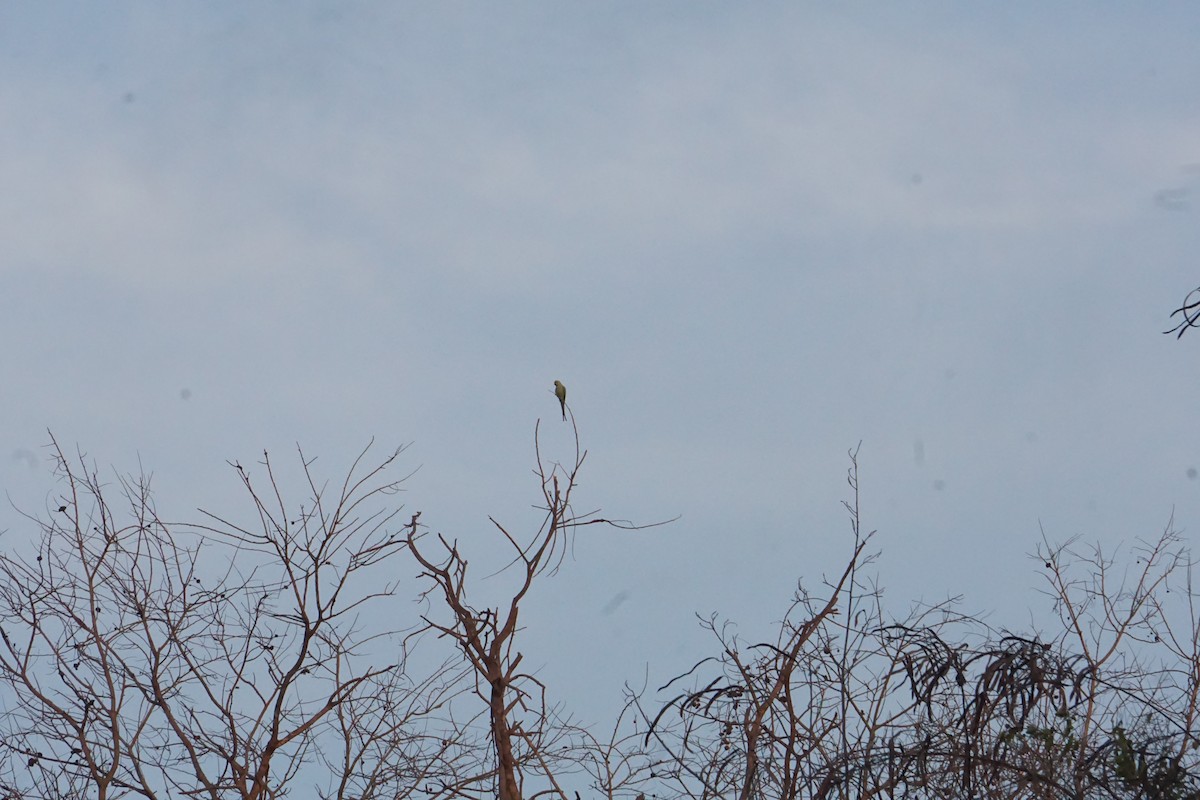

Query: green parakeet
left=553, top=380, right=566, bottom=420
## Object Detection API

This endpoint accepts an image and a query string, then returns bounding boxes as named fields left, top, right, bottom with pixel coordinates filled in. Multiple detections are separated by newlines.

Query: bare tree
left=640, top=448, right=896, bottom=800
left=0, top=436, right=465, bottom=800
left=639, top=457, right=1200, bottom=800
left=405, top=419, right=652, bottom=800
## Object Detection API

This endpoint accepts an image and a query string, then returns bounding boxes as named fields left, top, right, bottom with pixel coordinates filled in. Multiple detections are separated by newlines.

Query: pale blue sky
left=2, top=4, right=1200, bottom=724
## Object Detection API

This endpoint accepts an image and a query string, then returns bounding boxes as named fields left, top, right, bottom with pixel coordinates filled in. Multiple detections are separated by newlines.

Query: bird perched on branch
left=553, top=380, right=567, bottom=420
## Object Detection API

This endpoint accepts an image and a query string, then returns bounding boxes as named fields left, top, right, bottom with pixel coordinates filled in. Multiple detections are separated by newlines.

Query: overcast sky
left=2, top=4, right=1200, bottom=726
